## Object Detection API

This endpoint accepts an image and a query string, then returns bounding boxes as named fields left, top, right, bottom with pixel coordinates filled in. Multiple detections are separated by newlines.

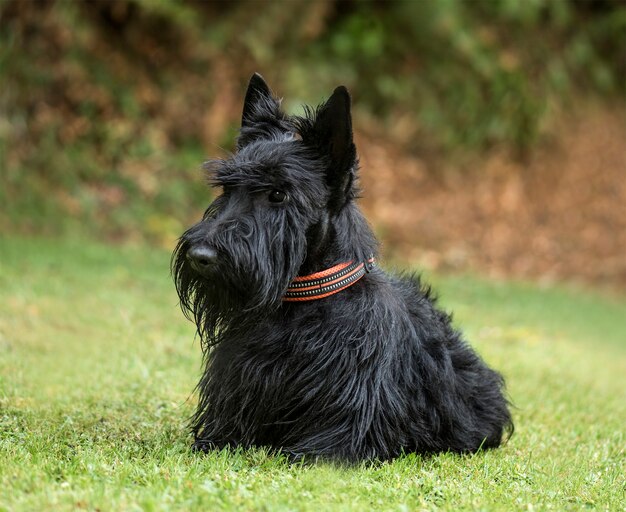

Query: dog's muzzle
left=186, top=245, right=218, bottom=277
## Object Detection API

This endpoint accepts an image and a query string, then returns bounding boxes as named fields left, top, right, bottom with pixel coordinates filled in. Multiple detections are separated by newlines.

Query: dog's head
left=172, top=73, right=376, bottom=339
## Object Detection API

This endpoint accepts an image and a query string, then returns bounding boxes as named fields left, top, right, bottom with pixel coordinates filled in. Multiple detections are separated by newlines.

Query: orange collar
left=283, top=257, right=375, bottom=302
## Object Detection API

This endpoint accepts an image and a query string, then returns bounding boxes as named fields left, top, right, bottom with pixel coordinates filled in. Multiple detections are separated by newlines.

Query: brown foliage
left=359, top=105, right=626, bottom=288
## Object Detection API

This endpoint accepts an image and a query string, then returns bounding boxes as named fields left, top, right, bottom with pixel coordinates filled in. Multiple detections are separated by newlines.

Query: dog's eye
left=268, top=190, right=287, bottom=204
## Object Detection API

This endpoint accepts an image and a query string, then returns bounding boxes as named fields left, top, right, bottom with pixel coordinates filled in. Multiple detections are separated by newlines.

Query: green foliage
left=306, top=0, right=623, bottom=150
left=0, top=0, right=624, bottom=241
left=1, top=236, right=625, bottom=510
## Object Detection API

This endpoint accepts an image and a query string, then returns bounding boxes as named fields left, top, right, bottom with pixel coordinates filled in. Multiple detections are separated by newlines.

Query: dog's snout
left=186, top=245, right=218, bottom=275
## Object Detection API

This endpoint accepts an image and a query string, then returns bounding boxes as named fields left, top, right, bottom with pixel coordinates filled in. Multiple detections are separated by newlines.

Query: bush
left=1, top=0, right=623, bottom=241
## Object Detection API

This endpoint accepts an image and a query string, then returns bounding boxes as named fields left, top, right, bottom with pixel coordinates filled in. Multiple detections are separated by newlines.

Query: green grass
left=1, top=236, right=624, bottom=511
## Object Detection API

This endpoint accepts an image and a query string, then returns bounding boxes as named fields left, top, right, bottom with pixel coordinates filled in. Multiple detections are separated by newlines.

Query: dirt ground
left=357, top=104, right=626, bottom=289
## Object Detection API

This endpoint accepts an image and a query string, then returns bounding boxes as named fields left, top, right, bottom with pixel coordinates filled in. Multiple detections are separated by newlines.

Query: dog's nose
left=186, top=245, right=218, bottom=275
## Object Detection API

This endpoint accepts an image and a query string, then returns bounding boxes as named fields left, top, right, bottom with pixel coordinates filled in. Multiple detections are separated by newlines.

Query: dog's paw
left=192, top=439, right=220, bottom=452
left=282, top=449, right=305, bottom=463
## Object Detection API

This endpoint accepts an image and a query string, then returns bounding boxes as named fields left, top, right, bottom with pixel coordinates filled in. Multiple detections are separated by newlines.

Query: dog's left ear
left=314, top=86, right=357, bottom=207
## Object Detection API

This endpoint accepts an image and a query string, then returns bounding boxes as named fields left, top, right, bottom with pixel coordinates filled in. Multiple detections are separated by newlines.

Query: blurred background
left=1, top=0, right=625, bottom=288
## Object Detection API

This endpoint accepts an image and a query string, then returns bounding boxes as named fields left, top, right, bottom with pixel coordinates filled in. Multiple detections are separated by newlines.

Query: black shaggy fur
left=172, top=73, right=513, bottom=462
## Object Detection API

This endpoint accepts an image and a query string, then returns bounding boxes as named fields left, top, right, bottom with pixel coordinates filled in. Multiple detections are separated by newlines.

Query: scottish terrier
left=172, top=73, right=513, bottom=462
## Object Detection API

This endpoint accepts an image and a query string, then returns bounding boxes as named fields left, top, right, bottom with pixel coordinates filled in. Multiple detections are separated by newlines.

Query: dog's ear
left=238, top=73, right=287, bottom=148
left=242, top=73, right=273, bottom=127
left=314, top=86, right=357, bottom=207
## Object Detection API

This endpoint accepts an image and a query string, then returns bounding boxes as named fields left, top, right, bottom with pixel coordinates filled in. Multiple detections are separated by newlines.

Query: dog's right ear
left=238, top=73, right=287, bottom=148
left=242, top=73, right=273, bottom=127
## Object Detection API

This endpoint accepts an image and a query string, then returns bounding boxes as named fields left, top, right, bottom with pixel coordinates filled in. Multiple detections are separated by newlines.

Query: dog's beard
left=171, top=227, right=306, bottom=347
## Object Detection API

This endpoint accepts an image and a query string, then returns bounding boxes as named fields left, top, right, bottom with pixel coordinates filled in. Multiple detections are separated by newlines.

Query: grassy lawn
left=1, top=235, right=624, bottom=511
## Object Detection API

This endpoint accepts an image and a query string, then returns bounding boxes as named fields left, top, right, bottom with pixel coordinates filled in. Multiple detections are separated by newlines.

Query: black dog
left=172, top=73, right=513, bottom=462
